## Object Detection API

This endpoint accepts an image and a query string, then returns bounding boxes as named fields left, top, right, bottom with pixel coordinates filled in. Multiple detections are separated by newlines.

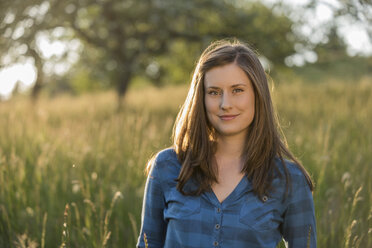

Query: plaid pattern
left=137, top=148, right=317, bottom=248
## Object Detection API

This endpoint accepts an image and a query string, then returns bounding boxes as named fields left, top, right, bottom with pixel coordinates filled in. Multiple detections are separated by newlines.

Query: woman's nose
left=220, top=93, right=232, bottom=110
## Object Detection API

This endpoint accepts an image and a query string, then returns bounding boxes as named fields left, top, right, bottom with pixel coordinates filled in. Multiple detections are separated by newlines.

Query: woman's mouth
left=219, top=114, right=239, bottom=120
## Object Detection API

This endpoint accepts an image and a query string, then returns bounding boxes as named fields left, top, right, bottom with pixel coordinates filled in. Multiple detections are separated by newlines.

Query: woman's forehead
left=204, top=63, right=251, bottom=88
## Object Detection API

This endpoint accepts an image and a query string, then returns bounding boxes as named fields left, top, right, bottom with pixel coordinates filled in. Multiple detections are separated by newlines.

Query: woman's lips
left=219, top=114, right=239, bottom=120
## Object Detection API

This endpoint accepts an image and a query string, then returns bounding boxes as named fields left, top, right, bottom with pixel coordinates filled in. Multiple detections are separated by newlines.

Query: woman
left=137, top=40, right=316, bottom=248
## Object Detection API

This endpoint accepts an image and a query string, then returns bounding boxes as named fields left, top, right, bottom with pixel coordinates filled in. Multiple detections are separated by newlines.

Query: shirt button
left=215, top=224, right=220, bottom=229
left=213, top=241, right=219, bottom=246
left=216, top=207, right=221, bottom=213
left=262, top=195, right=268, bottom=202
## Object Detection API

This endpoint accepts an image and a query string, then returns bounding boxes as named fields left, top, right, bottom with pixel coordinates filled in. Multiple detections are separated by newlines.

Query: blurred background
left=0, top=0, right=371, bottom=247
left=1, top=0, right=371, bottom=102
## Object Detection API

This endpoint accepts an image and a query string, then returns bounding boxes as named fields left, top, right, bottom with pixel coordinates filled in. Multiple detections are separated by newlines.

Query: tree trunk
left=31, top=77, right=43, bottom=102
left=29, top=48, right=44, bottom=104
left=116, top=68, right=132, bottom=111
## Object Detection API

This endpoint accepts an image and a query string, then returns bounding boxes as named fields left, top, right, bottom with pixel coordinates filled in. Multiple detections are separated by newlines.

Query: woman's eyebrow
left=206, top=86, right=220, bottom=89
left=231, top=83, right=247, bottom=87
left=206, top=83, right=247, bottom=89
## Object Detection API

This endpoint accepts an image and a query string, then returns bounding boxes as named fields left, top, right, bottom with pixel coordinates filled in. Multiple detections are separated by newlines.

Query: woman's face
left=204, top=62, right=255, bottom=138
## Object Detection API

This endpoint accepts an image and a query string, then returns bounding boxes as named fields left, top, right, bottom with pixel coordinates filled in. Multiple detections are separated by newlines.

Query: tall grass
left=0, top=81, right=371, bottom=247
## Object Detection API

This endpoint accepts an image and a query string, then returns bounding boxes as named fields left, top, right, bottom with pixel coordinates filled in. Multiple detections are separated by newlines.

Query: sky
left=0, top=0, right=371, bottom=99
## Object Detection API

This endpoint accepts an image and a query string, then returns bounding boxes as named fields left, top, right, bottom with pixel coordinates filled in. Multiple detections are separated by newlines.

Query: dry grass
left=0, top=80, right=371, bottom=247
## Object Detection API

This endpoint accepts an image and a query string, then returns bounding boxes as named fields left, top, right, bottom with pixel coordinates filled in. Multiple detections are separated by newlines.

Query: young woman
left=137, top=40, right=316, bottom=248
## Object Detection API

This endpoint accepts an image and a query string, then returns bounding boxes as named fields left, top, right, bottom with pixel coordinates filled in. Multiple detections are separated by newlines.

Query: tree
left=2, top=0, right=298, bottom=105
left=61, top=0, right=297, bottom=105
left=2, top=1, right=50, bottom=100
left=0, top=0, right=76, bottom=101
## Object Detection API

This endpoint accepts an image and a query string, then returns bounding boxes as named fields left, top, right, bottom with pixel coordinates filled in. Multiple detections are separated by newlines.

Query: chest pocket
left=239, top=193, right=278, bottom=231
left=165, top=189, right=201, bottom=219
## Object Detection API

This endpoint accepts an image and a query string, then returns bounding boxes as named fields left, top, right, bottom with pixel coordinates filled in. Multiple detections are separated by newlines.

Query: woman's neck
left=214, top=134, right=246, bottom=168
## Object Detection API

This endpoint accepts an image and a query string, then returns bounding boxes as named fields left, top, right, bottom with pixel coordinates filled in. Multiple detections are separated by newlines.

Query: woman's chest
left=163, top=187, right=286, bottom=247
left=163, top=182, right=286, bottom=231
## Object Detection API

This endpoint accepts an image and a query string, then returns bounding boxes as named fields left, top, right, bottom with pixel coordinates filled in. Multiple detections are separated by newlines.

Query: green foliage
left=68, top=68, right=109, bottom=95
left=2, top=0, right=372, bottom=100
left=1, top=0, right=299, bottom=98
left=290, top=57, right=372, bottom=84
left=0, top=81, right=372, bottom=247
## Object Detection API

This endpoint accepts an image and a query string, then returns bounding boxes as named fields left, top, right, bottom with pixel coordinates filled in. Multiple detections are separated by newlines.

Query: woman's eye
left=208, top=91, right=219, bottom=96
left=233, top=88, right=244, bottom=93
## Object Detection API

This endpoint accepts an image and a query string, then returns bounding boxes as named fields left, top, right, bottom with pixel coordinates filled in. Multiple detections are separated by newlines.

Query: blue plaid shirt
left=137, top=148, right=316, bottom=248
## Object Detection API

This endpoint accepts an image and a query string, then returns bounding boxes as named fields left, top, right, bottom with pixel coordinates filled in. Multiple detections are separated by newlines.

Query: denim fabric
left=137, top=148, right=317, bottom=248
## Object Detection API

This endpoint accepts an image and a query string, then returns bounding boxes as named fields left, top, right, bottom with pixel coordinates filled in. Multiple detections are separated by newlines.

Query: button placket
left=213, top=206, right=222, bottom=247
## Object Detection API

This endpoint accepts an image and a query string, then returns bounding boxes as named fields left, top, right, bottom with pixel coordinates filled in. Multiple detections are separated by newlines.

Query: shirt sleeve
left=281, top=172, right=317, bottom=248
left=136, top=158, right=167, bottom=248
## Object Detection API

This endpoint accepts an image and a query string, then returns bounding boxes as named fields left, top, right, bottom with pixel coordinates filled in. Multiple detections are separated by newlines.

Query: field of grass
left=0, top=80, right=371, bottom=247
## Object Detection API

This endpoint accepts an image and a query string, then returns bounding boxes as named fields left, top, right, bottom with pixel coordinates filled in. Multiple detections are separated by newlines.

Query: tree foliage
left=0, top=0, right=79, bottom=100
left=1, top=0, right=300, bottom=103
left=6, top=0, right=370, bottom=102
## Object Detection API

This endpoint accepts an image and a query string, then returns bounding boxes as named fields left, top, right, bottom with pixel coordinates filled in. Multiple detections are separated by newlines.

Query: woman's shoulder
left=153, top=147, right=180, bottom=165
left=273, top=157, right=309, bottom=186
left=271, top=157, right=313, bottom=201
left=148, top=147, right=181, bottom=179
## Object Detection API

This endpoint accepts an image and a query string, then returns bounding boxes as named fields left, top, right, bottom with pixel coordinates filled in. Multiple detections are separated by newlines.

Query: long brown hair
left=172, top=39, right=314, bottom=198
